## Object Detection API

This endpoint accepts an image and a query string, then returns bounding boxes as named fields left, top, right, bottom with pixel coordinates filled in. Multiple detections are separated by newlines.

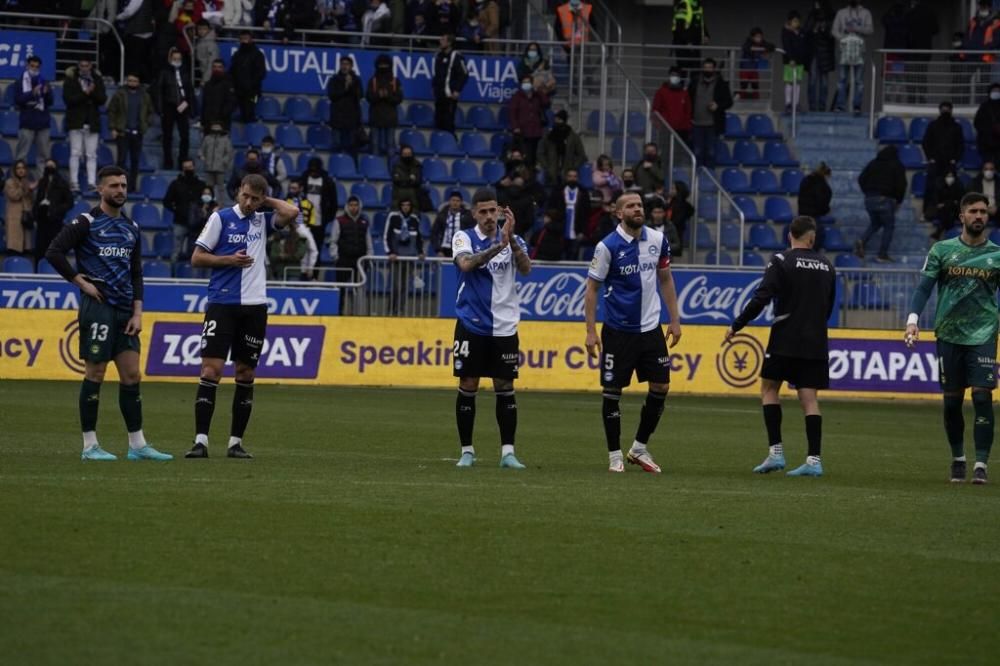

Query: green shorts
left=79, top=294, right=141, bottom=363
left=937, top=339, right=998, bottom=391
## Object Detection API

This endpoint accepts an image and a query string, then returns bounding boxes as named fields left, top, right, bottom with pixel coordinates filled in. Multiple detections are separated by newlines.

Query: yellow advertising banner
left=1, top=310, right=944, bottom=399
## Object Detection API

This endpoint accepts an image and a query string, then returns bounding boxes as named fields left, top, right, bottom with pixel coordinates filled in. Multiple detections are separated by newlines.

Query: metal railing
left=0, top=11, right=125, bottom=83
left=836, top=267, right=931, bottom=331
left=694, top=166, right=745, bottom=266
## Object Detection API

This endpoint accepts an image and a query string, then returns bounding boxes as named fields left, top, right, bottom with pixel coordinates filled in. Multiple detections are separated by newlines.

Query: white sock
left=82, top=431, right=98, bottom=451
left=609, top=450, right=623, bottom=463
left=195, top=434, right=209, bottom=447
left=630, top=440, right=647, bottom=454
left=975, top=461, right=988, bottom=470
left=228, top=436, right=242, bottom=449
left=461, top=445, right=475, bottom=456
left=806, top=455, right=822, bottom=466
left=954, top=455, right=967, bottom=462
left=770, top=444, right=784, bottom=457
left=501, top=444, right=514, bottom=457
left=127, top=430, right=146, bottom=450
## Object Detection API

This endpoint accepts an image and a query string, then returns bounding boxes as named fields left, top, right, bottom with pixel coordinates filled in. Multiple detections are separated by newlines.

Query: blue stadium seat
left=464, top=105, right=500, bottom=130
left=875, top=116, right=907, bottom=143
left=897, top=144, right=925, bottom=169
left=908, top=117, right=929, bottom=142
left=162, top=208, right=174, bottom=227
left=671, top=167, right=690, bottom=185
left=943, top=225, right=962, bottom=239
left=257, top=96, right=285, bottom=122
left=911, top=171, right=927, bottom=198
left=406, top=103, right=435, bottom=127
left=697, top=193, right=718, bottom=220
left=834, top=253, right=863, bottom=269
left=360, top=155, right=390, bottom=180
left=822, top=226, right=852, bottom=251
left=2, top=83, right=15, bottom=107
left=990, top=229, right=1000, bottom=245
left=37, top=258, right=61, bottom=274
left=275, top=124, right=308, bottom=150
left=586, top=110, right=619, bottom=134
left=296, top=152, right=323, bottom=174
left=173, top=263, right=205, bottom=279
left=49, top=85, right=65, bottom=111
left=748, top=223, right=782, bottom=250
left=230, top=123, right=247, bottom=146
left=96, top=144, right=114, bottom=169
left=781, top=168, right=804, bottom=194
left=611, top=137, right=640, bottom=164
left=0, top=111, right=18, bottom=137
left=764, top=196, right=795, bottom=223
left=695, top=223, right=714, bottom=249
left=750, top=168, right=782, bottom=194
left=452, top=158, right=484, bottom=185
left=65, top=200, right=91, bottom=223
left=490, top=132, right=512, bottom=157
left=153, top=231, right=173, bottom=258
left=423, top=158, right=451, bottom=183
left=371, top=211, right=388, bottom=238
left=306, top=125, right=334, bottom=151
left=962, top=144, right=983, bottom=170
left=418, top=214, right=432, bottom=238
left=460, top=132, right=492, bottom=157
left=329, top=153, right=360, bottom=179
left=764, top=141, right=798, bottom=167
left=742, top=251, right=766, bottom=267
left=720, top=222, right=742, bottom=248
left=379, top=185, right=394, bottom=209
left=141, top=175, right=168, bottom=200
left=430, top=131, right=463, bottom=156
left=131, top=203, right=165, bottom=229
left=337, top=182, right=348, bottom=205
left=140, top=233, right=155, bottom=258
left=705, top=251, right=734, bottom=265
left=351, top=182, right=380, bottom=209
left=2, top=256, right=34, bottom=273
left=714, top=139, right=737, bottom=166
left=244, top=122, right=269, bottom=147
left=49, top=116, right=66, bottom=140
left=724, top=113, right=748, bottom=138
left=482, top=159, right=505, bottom=183
left=850, top=280, right=890, bottom=309
left=958, top=117, right=975, bottom=143
left=626, top=111, right=646, bottom=137
left=721, top=168, right=752, bottom=193
left=315, top=98, right=330, bottom=122
left=732, top=195, right=765, bottom=223
left=578, top=162, right=594, bottom=188
left=284, top=96, right=315, bottom=123
left=143, top=259, right=171, bottom=278
left=747, top=114, right=781, bottom=139
left=399, top=128, right=430, bottom=155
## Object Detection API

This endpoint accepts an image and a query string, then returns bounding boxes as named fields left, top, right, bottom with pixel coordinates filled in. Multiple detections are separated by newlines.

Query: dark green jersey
left=922, top=237, right=1000, bottom=345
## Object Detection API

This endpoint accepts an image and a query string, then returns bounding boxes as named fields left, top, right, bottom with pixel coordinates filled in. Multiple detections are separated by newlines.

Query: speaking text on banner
left=0, top=31, right=56, bottom=80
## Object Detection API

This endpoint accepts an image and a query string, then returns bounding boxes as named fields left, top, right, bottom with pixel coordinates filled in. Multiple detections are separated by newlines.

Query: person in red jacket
left=508, top=74, right=551, bottom=167
left=651, top=66, right=693, bottom=145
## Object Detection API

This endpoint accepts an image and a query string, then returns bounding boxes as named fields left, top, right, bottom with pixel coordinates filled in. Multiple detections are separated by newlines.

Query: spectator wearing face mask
left=431, top=190, right=475, bottom=257
left=268, top=226, right=309, bottom=281
left=831, top=0, right=873, bottom=115
left=284, top=179, right=320, bottom=280
left=384, top=198, right=425, bottom=315
left=924, top=170, right=965, bottom=240
left=433, top=33, right=469, bottom=134
left=739, top=27, right=775, bottom=100
left=922, top=101, right=964, bottom=204
left=152, top=48, right=195, bottom=170
left=538, top=109, right=587, bottom=186
left=107, top=73, right=152, bottom=189
left=259, top=135, right=289, bottom=196
left=367, top=54, right=404, bottom=158
left=392, top=144, right=424, bottom=209
left=229, top=30, right=267, bottom=123
left=200, top=59, right=235, bottom=131
left=969, top=161, right=1000, bottom=224
left=329, top=195, right=373, bottom=283
left=227, top=149, right=281, bottom=200
left=164, top=158, right=208, bottom=261
left=964, top=0, right=1000, bottom=87
left=328, top=56, right=363, bottom=158
left=301, top=156, right=339, bottom=251
left=508, top=75, right=550, bottom=168
left=33, top=160, right=73, bottom=263
left=975, top=84, right=1000, bottom=166
left=688, top=57, right=733, bottom=168
left=14, top=56, right=53, bottom=178
left=199, top=123, right=233, bottom=202
left=652, top=66, right=693, bottom=145
left=633, top=143, right=665, bottom=196
left=497, top=163, right=544, bottom=237
left=192, top=20, right=220, bottom=85
left=591, top=154, right=622, bottom=204
left=665, top=181, right=693, bottom=257
left=530, top=209, right=566, bottom=261
left=516, top=42, right=556, bottom=97
left=194, top=186, right=216, bottom=238
left=63, top=59, right=107, bottom=193
left=546, top=167, right=591, bottom=259
left=459, top=10, right=486, bottom=51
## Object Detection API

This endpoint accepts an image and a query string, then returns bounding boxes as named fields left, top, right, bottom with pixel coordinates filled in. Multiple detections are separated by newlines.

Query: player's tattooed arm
left=455, top=243, right=506, bottom=271
left=510, top=237, right=531, bottom=276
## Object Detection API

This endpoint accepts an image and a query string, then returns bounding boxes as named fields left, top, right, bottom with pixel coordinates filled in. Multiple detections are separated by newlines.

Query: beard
left=103, top=193, right=126, bottom=208
left=965, top=220, right=986, bottom=237
left=623, top=214, right=645, bottom=229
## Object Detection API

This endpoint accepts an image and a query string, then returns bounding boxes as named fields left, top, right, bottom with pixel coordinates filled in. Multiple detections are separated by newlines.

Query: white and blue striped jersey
left=195, top=204, right=275, bottom=306
left=588, top=225, right=671, bottom=333
left=452, top=225, right=528, bottom=337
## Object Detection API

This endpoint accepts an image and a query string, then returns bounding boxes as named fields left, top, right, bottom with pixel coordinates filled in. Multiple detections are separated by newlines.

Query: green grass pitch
left=1, top=379, right=998, bottom=664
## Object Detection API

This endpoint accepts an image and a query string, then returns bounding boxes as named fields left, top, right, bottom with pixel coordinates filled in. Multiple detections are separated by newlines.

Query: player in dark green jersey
left=906, top=193, right=1000, bottom=484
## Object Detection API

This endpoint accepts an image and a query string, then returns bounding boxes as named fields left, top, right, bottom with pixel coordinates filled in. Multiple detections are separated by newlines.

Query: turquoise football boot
left=81, top=445, right=117, bottom=461
left=127, top=445, right=174, bottom=461
left=499, top=453, right=526, bottom=469
left=786, top=461, right=823, bottom=477
left=753, top=454, right=786, bottom=474
left=456, top=452, right=476, bottom=468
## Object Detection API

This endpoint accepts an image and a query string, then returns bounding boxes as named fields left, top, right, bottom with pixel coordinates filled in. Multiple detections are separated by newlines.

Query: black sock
left=972, top=391, right=994, bottom=464
left=635, top=390, right=667, bottom=444
left=763, top=403, right=782, bottom=446
left=195, top=377, right=219, bottom=441
left=495, top=391, right=517, bottom=446
left=805, top=414, right=822, bottom=457
left=943, top=394, right=965, bottom=458
left=456, top=389, right=476, bottom=448
left=231, top=380, right=255, bottom=441
left=79, top=378, right=101, bottom=433
left=602, top=390, right=622, bottom=452
left=118, top=382, right=143, bottom=433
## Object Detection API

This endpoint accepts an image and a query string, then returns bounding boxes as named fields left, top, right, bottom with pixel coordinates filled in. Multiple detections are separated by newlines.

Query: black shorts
left=452, top=320, right=519, bottom=380
left=200, top=303, right=268, bottom=367
left=937, top=339, right=998, bottom=391
left=600, top=325, right=670, bottom=389
left=761, top=353, right=830, bottom=389
left=78, top=294, right=141, bottom=363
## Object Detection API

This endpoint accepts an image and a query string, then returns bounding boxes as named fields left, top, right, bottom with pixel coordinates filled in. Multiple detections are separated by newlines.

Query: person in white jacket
left=831, top=0, right=873, bottom=114
left=223, top=0, right=256, bottom=26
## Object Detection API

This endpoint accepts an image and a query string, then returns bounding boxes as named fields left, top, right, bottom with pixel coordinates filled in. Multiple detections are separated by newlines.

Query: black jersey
left=731, top=248, right=836, bottom=360
left=45, top=207, right=144, bottom=312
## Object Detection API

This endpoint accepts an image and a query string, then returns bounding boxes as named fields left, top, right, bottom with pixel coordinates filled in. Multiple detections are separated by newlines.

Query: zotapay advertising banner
left=219, top=41, right=519, bottom=102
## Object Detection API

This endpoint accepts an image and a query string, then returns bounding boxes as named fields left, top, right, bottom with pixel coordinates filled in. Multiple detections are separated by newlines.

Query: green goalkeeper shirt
left=921, top=237, right=1000, bottom=346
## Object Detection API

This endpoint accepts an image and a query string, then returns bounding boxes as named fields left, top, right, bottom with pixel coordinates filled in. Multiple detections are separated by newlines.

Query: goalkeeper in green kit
left=905, top=193, right=1000, bottom=484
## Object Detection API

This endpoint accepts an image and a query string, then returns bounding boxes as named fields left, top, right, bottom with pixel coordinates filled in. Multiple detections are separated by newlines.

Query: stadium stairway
left=785, top=112, right=929, bottom=268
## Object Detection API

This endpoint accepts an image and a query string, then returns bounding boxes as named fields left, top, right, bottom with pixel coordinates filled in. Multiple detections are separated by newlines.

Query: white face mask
left=201, top=194, right=212, bottom=203
left=669, top=75, right=681, bottom=86
left=262, top=146, right=273, bottom=154
left=171, top=60, right=182, bottom=69
left=945, top=177, right=956, bottom=186
left=985, top=170, right=996, bottom=181
left=521, top=83, right=532, bottom=92
left=527, top=50, right=539, bottom=59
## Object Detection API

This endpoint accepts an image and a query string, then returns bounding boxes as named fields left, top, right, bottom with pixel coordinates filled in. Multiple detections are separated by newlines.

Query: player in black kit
left=726, top=216, right=837, bottom=477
